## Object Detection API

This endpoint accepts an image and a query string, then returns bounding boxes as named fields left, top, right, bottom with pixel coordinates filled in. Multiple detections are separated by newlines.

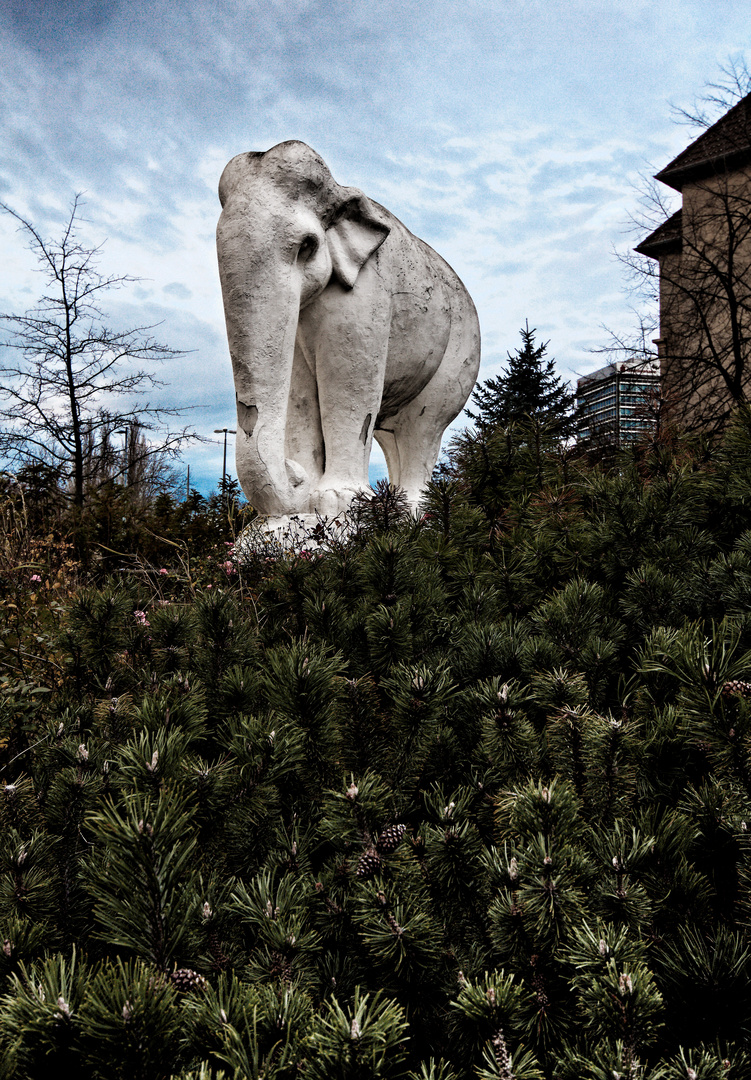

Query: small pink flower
left=159, top=568, right=168, bottom=575
left=224, top=541, right=234, bottom=547
left=133, top=610, right=150, bottom=627
left=222, top=561, right=237, bottom=575
left=206, top=584, right=213, bottom=589
left=30, top=574, right=42, bottom=583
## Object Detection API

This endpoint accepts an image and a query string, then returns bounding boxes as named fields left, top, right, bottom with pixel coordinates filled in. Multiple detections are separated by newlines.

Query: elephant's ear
left=327, top=196, right=390, bottom=288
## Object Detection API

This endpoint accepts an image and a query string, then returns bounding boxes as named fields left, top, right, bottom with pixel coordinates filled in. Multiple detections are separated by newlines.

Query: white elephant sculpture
left=216, top=141, right=481, bottom=519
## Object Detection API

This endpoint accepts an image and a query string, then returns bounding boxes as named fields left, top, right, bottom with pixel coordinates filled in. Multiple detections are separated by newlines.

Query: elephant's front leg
left=300, top=283, right=390, bottom=517
left=285, top=339, right=325, bottom=505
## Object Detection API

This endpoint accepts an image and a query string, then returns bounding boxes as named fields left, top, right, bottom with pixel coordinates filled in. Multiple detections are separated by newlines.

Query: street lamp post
left=214, top=428, right=237, bottom=500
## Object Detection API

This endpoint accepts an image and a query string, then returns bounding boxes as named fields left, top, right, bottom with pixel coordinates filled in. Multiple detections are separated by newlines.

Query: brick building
left=637, top=92, right=751, bottom=431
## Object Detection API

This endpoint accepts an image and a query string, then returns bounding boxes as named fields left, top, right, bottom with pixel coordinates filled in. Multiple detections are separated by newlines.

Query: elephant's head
left=216, top=141, right=390, bottom=516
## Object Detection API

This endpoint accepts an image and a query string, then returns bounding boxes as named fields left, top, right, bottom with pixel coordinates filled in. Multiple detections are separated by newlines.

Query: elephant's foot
left=266, top=458, right=311, bottom=515
left=310, top=485, right=363, bottom=518
left=236, top=451, right=312, bottom=516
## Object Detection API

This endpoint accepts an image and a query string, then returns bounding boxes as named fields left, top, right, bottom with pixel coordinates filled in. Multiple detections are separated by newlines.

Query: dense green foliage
left=3, top=414, right=751, bottom=1077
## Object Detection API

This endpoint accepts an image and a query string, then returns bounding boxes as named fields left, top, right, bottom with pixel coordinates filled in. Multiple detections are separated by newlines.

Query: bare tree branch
left=0, top=197, right=198, bottom=512
left=670, top=55, right=751, bottom=131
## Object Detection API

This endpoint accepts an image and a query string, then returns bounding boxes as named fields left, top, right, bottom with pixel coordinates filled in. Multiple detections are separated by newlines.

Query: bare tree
left=0, top=196, right=194, bottom=512
left=590, top=181, right=674, bottom=397
left=77, top=414, right=181, bottom=504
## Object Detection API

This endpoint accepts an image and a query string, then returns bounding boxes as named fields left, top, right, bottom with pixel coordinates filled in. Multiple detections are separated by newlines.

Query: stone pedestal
left=234, top=512, right=353, bottom=561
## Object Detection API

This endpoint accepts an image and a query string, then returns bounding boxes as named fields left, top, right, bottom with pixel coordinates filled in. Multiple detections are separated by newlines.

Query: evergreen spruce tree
left=466, top=323, right=574, bottom=434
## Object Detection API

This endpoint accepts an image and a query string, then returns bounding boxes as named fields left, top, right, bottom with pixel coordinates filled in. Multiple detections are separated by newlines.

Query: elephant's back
left=370, top=201, right=477, bottom=316
left=372, top=207, right=479, bottom=421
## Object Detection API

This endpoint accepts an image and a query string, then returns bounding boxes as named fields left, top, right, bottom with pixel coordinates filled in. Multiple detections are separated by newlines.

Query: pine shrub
left=4, top=416, right=751, bottom=1075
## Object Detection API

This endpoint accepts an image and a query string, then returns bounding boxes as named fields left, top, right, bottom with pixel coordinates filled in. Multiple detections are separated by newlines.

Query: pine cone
left=170, top=968, right=208, bottom=994
left=356, top=849, right=382, bottom=879
left=722, top=680, right=751, bottom=698
left=376, top=823, right=406, bottom=853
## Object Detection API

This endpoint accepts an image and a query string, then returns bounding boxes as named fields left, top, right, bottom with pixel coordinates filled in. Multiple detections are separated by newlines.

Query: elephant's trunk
left=217, top=204, right=309, bottom=516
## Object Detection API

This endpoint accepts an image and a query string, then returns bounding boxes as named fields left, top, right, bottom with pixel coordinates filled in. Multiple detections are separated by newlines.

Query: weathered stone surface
left=217, top=141, right=481, bottom=518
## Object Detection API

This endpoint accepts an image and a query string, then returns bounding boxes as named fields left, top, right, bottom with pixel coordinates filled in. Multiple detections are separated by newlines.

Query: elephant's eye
left=298, top=235, right=319, bottom=262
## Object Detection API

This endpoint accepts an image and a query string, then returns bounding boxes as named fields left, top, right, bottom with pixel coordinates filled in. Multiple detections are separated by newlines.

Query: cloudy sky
left=1, top=0, right=750, bottom=493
